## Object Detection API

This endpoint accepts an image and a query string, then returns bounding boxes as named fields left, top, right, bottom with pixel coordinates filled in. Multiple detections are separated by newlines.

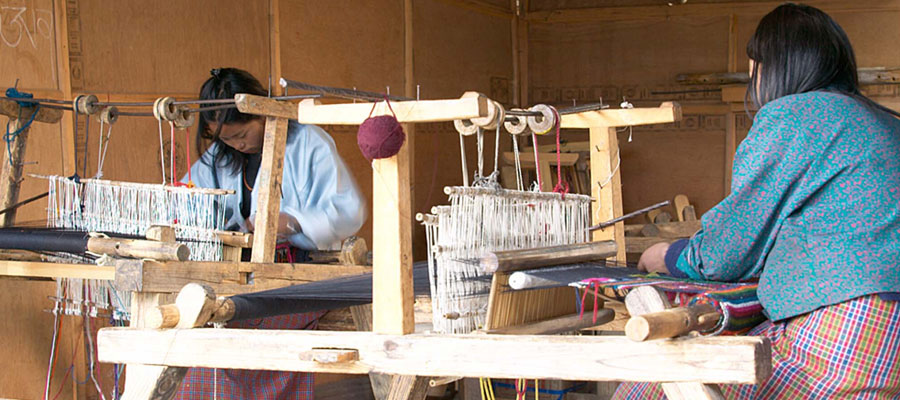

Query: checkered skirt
left=613, top=294, right=900, bottom=399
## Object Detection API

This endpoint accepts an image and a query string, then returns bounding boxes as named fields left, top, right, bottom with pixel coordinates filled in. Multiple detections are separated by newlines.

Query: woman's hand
left=245, top=212, right=302, bottom=238
left=637, top=242, right=671, bottom=274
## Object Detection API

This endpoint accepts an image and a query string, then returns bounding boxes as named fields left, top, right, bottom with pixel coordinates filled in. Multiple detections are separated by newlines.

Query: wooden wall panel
left=528, top=2, right=900, bottom=218
left=529, top=16, right=730, bottom=214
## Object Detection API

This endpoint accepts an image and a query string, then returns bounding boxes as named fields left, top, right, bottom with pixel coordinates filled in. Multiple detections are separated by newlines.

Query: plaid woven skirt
left=174, top=245, right=325, bottom=400
left=613, top=294, right=900, bottom=399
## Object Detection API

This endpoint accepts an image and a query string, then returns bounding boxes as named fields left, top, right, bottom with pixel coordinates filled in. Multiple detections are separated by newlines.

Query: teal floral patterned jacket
left=666, top=91, right=900, bottom=321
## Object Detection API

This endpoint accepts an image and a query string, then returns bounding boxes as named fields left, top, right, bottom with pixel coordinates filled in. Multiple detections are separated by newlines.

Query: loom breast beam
left=480, top=241, right=617, bottom=274
left=0, top=98, right=63, bottom=227
left=561, top=102, right=682, bottom=262
left=625, top=286, right=727, bottom=400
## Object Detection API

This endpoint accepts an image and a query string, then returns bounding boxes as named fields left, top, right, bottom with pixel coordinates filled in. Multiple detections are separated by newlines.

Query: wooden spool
left=471, top=100, right=504, bottom=130
left=173, top=108, right=195, bottom=129
left=527, top=104, right=556, bottom=135
left=153, top=97, right=179, bottom=122
left=453, top=118, right=478, bottom=136
left=96, top=106, right=119, bottom=124
left=503, top=109, right=529, bottom=135
left=73, top=94, right=100, bottom=115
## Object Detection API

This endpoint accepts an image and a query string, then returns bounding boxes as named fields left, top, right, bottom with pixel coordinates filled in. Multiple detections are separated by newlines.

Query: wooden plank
left=0, top=260, right=114, bottom=280
left=525, top=1, right=900, bottom=23
left=434, top=0, right=513, bottom=18
left=114, top=259, right=371, bottom=295
left=561, top=103, right=681, bottom=129
left=123, top=292, right=188, bottom=400
left=251, top=116, right=289, bottom=263
left=296, top=95, right=488, bottom=125
left=98, top=328, right=772, bottom=385
left=269, top=0, right=283, bottom=96
left=372, top=139, right=414, bottom=335
left=485, top=310, right=614, bottom=335
left=501, top=151, right=579, bottom=166
left=54, top=0, right=76, bottom=176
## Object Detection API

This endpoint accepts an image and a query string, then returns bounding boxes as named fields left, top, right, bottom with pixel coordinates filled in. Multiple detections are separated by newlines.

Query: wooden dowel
left=216, top=231, right=253, bottom=248
left=481, top=241, right=617, bottom=274
left=429, top=377, right=462, bottom=387
left=86, top=237, right=190, bottom=261
left=625, top=303, right=720, bottom=342
left=485, top=310, right=615, bottom=335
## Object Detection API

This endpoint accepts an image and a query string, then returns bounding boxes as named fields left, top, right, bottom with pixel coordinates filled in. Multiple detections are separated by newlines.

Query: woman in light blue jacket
left=176, top=68, right=366, bottom=400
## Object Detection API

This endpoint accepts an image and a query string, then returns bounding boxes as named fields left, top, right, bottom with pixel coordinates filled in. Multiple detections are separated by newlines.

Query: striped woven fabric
left=612, top=294, right=900, bottom=399
left=579, top=274, right=764, bottom=335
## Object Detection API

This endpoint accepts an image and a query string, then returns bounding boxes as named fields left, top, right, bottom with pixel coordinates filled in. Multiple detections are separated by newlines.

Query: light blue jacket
left=185, top=121, right=366, bottom=250
left=668, top=91, right=900, bottom=321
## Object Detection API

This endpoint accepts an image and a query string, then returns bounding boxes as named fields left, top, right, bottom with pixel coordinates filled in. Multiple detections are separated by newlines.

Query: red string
left=531, top=131, right=542, bottom=190
left=551, top=107, right=569, bottom=197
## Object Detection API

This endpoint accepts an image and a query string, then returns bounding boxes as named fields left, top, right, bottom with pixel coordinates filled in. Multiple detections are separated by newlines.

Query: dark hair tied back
left=746, top=3, right=900, bottom=118
left=196, top=68, right=268, bottom=173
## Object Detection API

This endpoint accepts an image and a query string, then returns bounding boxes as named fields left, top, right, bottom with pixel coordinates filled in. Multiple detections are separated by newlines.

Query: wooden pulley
left=73, top=94, right=100, bottom=115
left=152, top=96, right=179, bottom=122
left=503, top=109, right=529, bottom=135
left=454, top=118, right=478, bottom=136
left=96, top=106, right=119, bottom=124
left=471, top=100, right=505, bottom=130
left=527, top=104, right=557, bottom=135
left=173, top=108, right=195, bottom=129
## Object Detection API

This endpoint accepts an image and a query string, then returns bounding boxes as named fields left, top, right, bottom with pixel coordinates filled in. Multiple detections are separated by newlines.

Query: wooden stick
left=626, top=303, right=720, bottom=342
left=429, top=376, right=462, bottom=387
left=484, top=310, right=614, bottom=335
left=481, top=241, right=617, bottom=274
left=86, top=237, right=189, bottom=261
left=560, top=102, right=681, bottom=129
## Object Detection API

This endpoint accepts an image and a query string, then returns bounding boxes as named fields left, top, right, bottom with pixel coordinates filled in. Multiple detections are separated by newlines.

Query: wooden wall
left=526, top=0, right=900, bottom=218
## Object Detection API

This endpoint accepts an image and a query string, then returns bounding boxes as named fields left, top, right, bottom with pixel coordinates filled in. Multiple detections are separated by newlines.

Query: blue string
left=4, top=87, right=40, bottom=167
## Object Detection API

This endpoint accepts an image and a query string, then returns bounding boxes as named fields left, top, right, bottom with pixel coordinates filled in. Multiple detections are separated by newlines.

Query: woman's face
left=210, top=118, right=265, bottom=154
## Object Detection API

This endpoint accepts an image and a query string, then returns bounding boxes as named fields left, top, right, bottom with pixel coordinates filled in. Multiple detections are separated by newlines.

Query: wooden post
left=251, top=116, right=289, bottom=263
left=589, top=126, right=626, bottom=262
left=0, top=100, right=62, bottom=227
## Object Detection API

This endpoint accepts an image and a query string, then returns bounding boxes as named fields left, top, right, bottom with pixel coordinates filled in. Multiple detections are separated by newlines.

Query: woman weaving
left=177, top=68, right=366, bottom=399
left=622, top=4, right=900, bottom=399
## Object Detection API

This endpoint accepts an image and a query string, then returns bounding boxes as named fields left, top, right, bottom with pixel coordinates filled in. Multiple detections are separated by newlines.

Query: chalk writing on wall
left=0, top=4, right=52, bottom=48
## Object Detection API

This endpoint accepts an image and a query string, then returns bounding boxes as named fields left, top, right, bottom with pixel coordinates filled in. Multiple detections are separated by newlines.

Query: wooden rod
left=86, top=237, right=190, bottom=261
left=484, top=310, right=615, bottom=335
left=0, top=98, right=64, bottom=123
left=625, top=303, right=720, bottom=342
left=481, top=241, right=617, bottom=274
left=429, top=376, right=462, bottom=387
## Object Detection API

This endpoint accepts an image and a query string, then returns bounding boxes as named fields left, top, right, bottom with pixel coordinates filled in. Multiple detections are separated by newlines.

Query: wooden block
left=673, top=194, right=690, bottom=223
left=589, top=126, right=626, bottom=262
left=0, top=260, right=114, bottom=280
left=145, top=225, right=176, bottom=242
left=234, top=94, right=296, bottom=119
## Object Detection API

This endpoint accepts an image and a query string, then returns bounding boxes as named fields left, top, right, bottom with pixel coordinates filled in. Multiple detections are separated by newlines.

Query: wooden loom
left=91, top=93, right=771, bottom=400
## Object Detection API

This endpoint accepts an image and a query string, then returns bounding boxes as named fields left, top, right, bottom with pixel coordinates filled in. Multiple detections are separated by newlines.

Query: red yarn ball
left=357, top=115, right=406, bottom=160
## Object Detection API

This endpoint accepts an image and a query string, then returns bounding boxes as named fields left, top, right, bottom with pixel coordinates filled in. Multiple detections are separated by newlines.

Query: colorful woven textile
left=612, top=294, right=900, bottom=399
left=577, top=270, right=765, bottom=336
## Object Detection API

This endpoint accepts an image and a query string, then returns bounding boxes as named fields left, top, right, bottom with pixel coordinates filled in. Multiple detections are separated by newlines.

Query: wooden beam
left=54, top=0, right=76, bottom=176
left=681, top=68, right=900, bottom=86
left=98, top=329, right=772, bottom=385
left=526, top=1, right=900, bottom=24
left=268, top=0, right=283, bottom=96
left=295, top=95, right=488, bottom=125
left=113, top=259, right=371, bottom=295
left=501, top=151, right=579, bottom=166
left=561, top=103, right=681, bottom=129
left=481, top=241, right=617, bottom=274
left=251, top=116, right=289, bottom=263
left=0, top=260, right=114, bottom=280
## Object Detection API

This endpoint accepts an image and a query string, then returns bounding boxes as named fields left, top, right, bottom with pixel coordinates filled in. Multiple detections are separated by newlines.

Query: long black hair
left=197, top=68, right=268, bottom=173
left=747, top=3, right=900, bottom=118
